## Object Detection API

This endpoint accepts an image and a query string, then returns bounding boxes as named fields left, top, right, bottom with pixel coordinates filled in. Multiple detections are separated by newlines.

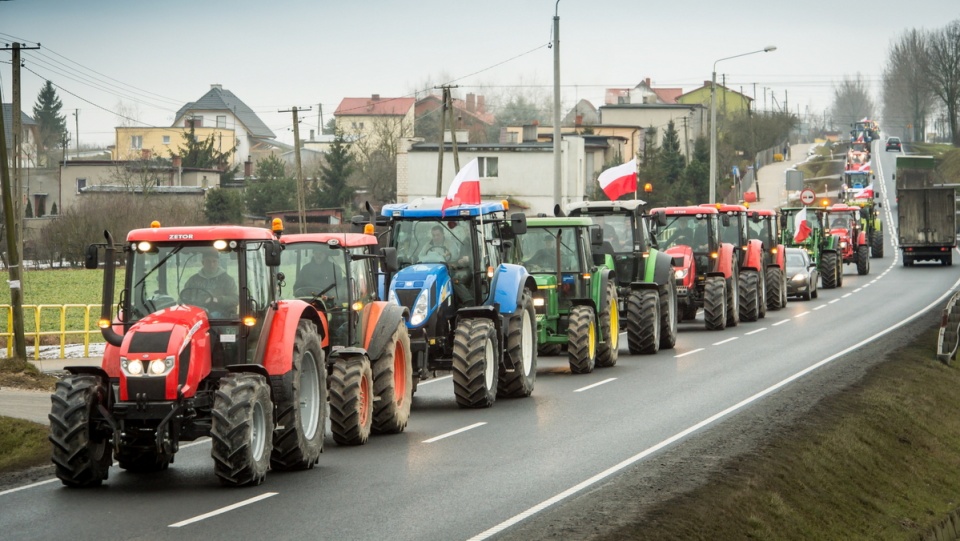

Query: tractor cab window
left=656, top=215, right=710, bottom=253
left=393, top=219, right=472, bottom=268
left=589, top=214, right=633, bottom=253
left=242, top=243, right=271, bottom=361
left=350, top=250, right=374, bottom=303
left=521, top=227, right=580, bottom=273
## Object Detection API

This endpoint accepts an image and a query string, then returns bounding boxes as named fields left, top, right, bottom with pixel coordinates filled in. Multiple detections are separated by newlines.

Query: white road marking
left=842, top=293, right=852, bottom=298
left=814, top=305, right=827, bottom=310
left=772, top=320, right=790, bottom=326
left=862, top=283, right=872, bottom=288
left=574, top=378, right=616, bottom=393
left=794, top=311, right=810, bottom=317
left=829, top=299, right=840, bottom=304
left=468, top=272, right=960, bottom=541
left=712, top=337, right=738, bottom=346
left=417, top=375, right=452, bottom=386
left=423, top=422, right=487, bottom=443
left=745, top=328, right=767, bottom=336
left=854, top=288, right=863, bottom=292
left=674, top=348, right=704, bottom=358
left=169, top=492, right=278, bottom=528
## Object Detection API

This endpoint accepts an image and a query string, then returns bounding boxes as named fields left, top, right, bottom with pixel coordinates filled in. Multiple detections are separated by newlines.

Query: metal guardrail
left=937, top=290, right=960, bottom=364
left=1, top=304, right=103, bottom=360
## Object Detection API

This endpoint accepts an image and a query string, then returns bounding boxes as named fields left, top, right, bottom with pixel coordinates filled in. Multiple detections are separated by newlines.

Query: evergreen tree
left=176, top=124, right=236, bottom=170
left=245, top=155, right=296, bottom=215
left=314, top=128, right=355, bottom=209
left=682, top=136, right=710, bottom=204
left=50, top=202, right=58, bottom=216
left=25, top=200, right=33, bottom=218
left=659, top=121, right=686, bottom=184
left=32, top=81, right=67, bottom=153
left=204, top=188, right=244, bottom=224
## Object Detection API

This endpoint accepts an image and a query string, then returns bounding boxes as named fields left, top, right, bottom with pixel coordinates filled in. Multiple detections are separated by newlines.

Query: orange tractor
left=705, top=204, right=768, bottom=322
left=824, top=203, right=870, bottom=275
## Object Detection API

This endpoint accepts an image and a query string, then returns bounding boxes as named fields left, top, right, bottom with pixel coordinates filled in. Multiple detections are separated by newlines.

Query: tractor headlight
left=124, top=358, right=144, bottom=376
left=388, top=289, right=399, bottom=305
left=410, top=289, right=429, bottom=327
left=148, top=355, right=175, bottom=376
left=840, top=241, right=848, bottom=248
left=674, top=268, right=688, bottom=280
left=533, top=297, right=545, bottom=307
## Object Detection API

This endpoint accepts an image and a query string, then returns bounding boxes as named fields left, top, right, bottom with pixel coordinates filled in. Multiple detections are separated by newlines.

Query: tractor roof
left=650, top=206, right=720, bottom=215
left=566, top=199, right=646, bottom=214
left=749, top=209, right=776, bottom=216
left=527, top=216, right=593, bottom=228
left=381, top=197, right=506, bottom=218
left=281, top=233, right=378, bottom=248
left=701, top=203, right=747, bottom=213
left=126, top=225, right=275, bottom=243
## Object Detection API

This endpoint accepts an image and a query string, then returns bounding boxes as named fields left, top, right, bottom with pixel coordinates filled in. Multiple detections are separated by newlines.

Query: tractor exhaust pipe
left=99, top=230, right=124, bottom=347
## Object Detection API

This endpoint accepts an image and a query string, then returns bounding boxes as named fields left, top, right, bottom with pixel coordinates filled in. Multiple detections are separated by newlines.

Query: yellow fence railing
left=2, top=304, right=104, bottom=360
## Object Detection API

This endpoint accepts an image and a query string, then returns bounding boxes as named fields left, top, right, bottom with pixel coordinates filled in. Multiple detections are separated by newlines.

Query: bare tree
left=882, top=29, right=935, bottom=142
left=107, top=155, right=171, bottom=194
left=926, top=20, right=960, bottom=146
left=349, top=116, right=411, bottom=205
left=831, top=74, right=875, bottom=133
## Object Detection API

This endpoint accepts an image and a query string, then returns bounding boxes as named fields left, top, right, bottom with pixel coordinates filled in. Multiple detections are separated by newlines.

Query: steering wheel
left=179, top=287, right=214, bottom=307
left=424, top=245, right=451, bottom=262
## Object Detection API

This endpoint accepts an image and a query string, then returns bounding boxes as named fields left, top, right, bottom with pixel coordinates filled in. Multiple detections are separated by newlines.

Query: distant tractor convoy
left=57, top=142, right=938, bottom=486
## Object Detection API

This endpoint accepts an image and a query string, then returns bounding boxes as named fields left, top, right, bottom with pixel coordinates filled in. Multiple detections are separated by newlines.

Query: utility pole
left=434, top=85, right=460, bottom=197
left=681, top=116, right=690, bottom=159
left=2, top=42, right=40, bottom=256
left=552, top=1, right=562, bottom=206
left=280, top=106, right=310, bottom=233
left=0, top=96, right=27, bottom=362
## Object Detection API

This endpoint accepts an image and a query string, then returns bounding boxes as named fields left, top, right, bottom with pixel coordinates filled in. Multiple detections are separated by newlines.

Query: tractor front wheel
left=820, top=252, right=838, bottom=289
left=50, top=375, right=112, bottom=487
left=871, top=230, right=884, bottom=258
left=271, top=320, right=325, bottom=470
left=726, top=270, right=740, bottom=327
left=596, top=280, right=620, bottom=366
left=499, top=288, right=537, bottom=397
left=765, top=267, right=784, bottom=311
left=658, top=281, right=678, bottom=350
left=452, top=319, right=499, bottom=408
left=567, top=305, right=597, bottom=374
left=372, top=322, right=413, bottom=433
left=212, top=373, right=274, bottom=487
left=627, top=290, right=661, bottom=355
left=329, top=356, right=373, bottom=446
left=738, top=271, right=759, bottom=322
left=857, top=245, right=870, bottom=275
left=703, top=276, right=727, bottom=331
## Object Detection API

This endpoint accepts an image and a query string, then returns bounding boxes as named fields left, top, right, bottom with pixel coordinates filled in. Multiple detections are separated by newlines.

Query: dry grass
left=0, top=417, right=50, bottom=474
left=0, top=359, right=58, bottom=391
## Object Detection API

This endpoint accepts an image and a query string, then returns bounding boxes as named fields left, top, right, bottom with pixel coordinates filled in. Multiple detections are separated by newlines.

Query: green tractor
left=842, top=170, right=884, bottom=258
left=780, top=206, right=844, bottom=289
left=512, top=217, right=619, bottom=374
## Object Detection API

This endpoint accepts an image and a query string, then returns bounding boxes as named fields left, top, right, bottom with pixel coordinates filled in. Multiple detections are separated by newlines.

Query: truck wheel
left=452, top=318, right=499, bottom=408
left=820, top=252, right=838, bottom=289
left=50, top=375, right=112, bottom=487
left=765, top=267, right=783, bottom=311
left=567, top=305, right=597, bottom=374
left=703, top=276, right=727, bottom=331
left=856, top=245, right=870, bottom=275
left=116, top=447, right=173, bottom=473
left=372, top=321, right=413, bottom=433
left=329, top=356, right=373, bottom=446
left=596, top=280, right=620, bottom=366
left=499, top=288, right=537, bottom=397
left=212, top=373, right=274, bottom=487
left=627, top=290, right=660, bottom=355
left=658, top=282, right=677, bottom=350
left=725, top=270, right=740, bottom=327
left=871, top=230, right=884, bottom=258
left=738, top=271, right=759, bottom=322
left=271, top=320, right=325, bottom=470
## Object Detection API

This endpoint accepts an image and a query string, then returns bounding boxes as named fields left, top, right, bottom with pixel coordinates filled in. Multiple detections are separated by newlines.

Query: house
left=598, top=103, right=707, bottom=159
left=502, top=123, right=637, bottom=169
left=676, top=81, right=753, bottom=116
left=2, top=103, right=39, bottom=168
left=605, top=79, right=683, bottom=106
left=113, top=125, right=237, bottom=164
left=415, top=92, right=495, bottom=143
left=335, top=94, right=416, bottom=151
left=562, top=99, right=599, bottom=126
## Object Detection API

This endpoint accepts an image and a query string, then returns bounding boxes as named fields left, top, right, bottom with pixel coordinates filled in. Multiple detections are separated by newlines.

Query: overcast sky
left=2, top=0, right=956, bottom=148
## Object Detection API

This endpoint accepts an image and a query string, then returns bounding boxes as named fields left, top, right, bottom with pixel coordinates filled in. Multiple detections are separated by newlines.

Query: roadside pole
left=0, top=96, right=27, bottom=361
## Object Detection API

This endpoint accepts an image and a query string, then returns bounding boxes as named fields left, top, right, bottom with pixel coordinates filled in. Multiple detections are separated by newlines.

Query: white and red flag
left=853, top=184, right=874, bottom=199
left=794, top=207, right=812, bottom=243
left=441, top=158, right=481, bottom=214
left=598, top=158, right=638, bottom=200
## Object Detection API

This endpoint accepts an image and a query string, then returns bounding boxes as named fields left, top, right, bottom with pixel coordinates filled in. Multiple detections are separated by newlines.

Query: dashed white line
left=772, top=320, right=790, bottom=326
left=814, top=305, right=827, bottom=310
left=795, top=311, right=811, bottom=317
left=574, top=378, right=616, bottom=393
left=829, top=299, right=839, bottom=304
left=862, top=283, right=871, bottom=288
left=417, top=375, right=452, bottom=386
left=674, top=348, right=704, bottom=358
left=170, top=493, right=278, bottom=528
left=842, top=293, right=852, bottom=298
left=423, top=422, right=487, bottom=443
left=854, top=288, right=863, bottom=292
left=745, top=328, right=767, bottom=336
left=712, top=337, right=738, bottom=346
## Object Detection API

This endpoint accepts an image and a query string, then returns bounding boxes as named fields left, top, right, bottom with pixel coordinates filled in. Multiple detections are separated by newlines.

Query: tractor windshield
left=656, top=215, right=711, bottom=253
left=748, top=216, right=773, bottom=246
left=587, top=214, right=634, bottom=253
left=392, top=219, right=474, bottom=269
left=520, top=227, right=581, bottom=273
left=279, top=243, right=349, bottom=305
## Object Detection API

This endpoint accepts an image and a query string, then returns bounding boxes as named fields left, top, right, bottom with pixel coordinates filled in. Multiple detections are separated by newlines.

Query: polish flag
left=853, top=184, right=874, bottom=199
left=794, top=207, right=812, bottom=243
left=857, top=162, right=871, bottom=172
left=441, top=158, right=481, bottom=214
left=598, top=159, right=638, bottom=200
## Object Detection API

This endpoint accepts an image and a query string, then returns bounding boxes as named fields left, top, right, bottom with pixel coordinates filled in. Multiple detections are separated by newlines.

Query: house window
left=162, top=135, right=170, bottom=145
left=131, top=135, right=143, bottom=149
left=478, top=157, right=498, bottom=178
left=76, top=178, right=87, bottom=193
left=186, top=116, right=202, bottom=128
left=351, top=121, right=364, bottom=130
left=217, top=115, right=226, bottom=128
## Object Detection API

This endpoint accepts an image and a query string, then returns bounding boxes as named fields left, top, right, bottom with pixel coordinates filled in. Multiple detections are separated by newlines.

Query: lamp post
left=709, top=46, right=776, bottom=204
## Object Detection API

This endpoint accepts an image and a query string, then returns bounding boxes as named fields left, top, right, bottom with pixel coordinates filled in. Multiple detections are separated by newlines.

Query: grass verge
left=0, top=360, right=58, bottom=391
left=0, top=417, right=49, bottom=475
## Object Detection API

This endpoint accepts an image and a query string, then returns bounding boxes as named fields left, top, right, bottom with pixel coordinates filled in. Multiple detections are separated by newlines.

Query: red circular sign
left=800, top=189, right=816, bottom=205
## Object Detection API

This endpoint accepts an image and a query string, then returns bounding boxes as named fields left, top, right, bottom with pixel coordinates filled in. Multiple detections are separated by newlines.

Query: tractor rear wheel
left=820, top=252, right=838, bottom=289
left=757, top=271, right=767, bottom=319
left=499, top=288, right=537, bottom=397
left=329, top=356, right=373, bottom=446
left=871, top=230, right=884, bottom=258
left=725, top=270, right=740, bottom=327
left=567, top=305, right=597, bottom=374
left=212, top=373, right=274, bottom=487
left=271, top=320, right=325, bottom=470
left=765, top=267, right=783, bottom=311
left=681, top=302, right=699, bottom=322
left=658, top=282, right=678, bottom=350
left=538, top=344, right=563, bottom=356
left=50, top=375, right=112, bottom=487
left=596, top=280, right=620, bottom=366
left=452, top=318, right=499, bottom=408
left=856, top=245, right=870, bottom=275
left=372, top=322, right=413, bottom=433
left=836, top=255, right=844, bottom=287
left=703, top=276, right=727, bottom=331
left=738, top=271, right=759, bottom=322
left=627, top=290, right=661, bottom=355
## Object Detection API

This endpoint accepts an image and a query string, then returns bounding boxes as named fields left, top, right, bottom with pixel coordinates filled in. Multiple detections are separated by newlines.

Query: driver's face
left=431, top=230, right=444, bottom=244
left=202, top=255, right=219, bottom=270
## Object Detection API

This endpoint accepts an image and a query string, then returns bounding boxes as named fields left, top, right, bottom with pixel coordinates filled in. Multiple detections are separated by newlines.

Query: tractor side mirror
left=264, top=240, right=282, bottom=267
left=751, top=212, right=761, bottom=223
left=590, top=226, right=604, bottom=247
left=554, top=204, right=566, bottom=218
left=655, top=210, right=667, bottom=227
left=510, top=212, right=527, bottom=235
left=381, top=247, right=399, bottom=273
left=84, top=244, right=99, bottom=270
left=722, top=214, right=731, bottom=227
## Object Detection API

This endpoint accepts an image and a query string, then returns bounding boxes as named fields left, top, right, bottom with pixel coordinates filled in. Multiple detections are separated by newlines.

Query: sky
left=1, top=0, right=956, bottom=148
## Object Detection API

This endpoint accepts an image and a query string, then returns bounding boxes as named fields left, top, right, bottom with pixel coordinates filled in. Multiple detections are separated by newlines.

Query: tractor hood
left=664, top=245, right=695, bottom=288
left=390, top=264, right=452, bottom=329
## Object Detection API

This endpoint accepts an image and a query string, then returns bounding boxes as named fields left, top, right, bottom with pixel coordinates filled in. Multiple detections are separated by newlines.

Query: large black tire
left=757, top=270, right=767, bottom=319
left=658, top=282, right=678, bottom=350
left=567, top=305, right=597, bottom=374
left=738, top=271, right=759, bottom=323
left=452, top=318, right=499, bottom=408
left=211, top=373, right=274, bottom=487
left=329, top=356, right=373, bottom=446
left=765, top=267, right=783, bottom=311
left=725, top=270, right=740, bottom=327
left=856, top=244, right=870, bottom=275
left=680, top=302, right=699, bottom=322
left=703, top=276, right=727, bottom=331
left=499, top=288, right=537, bottom=397
left=372, top=322, right=413, bottom=433
left=820, top=252, right=838, bottom=289
left=871, top=230, right=884, bottom=258
left=627, top=290, right=661, bottom=355
left=271, top=320, right=325, bottom=470
left=538, top=343, right=563, bottom=356
left=596, top=280, right=620, bottom=366
left=116, top=447, right=172, bottom=473
left=49, top=375, right=112, bottom=487
left=836, top=255, right=844, bottom=287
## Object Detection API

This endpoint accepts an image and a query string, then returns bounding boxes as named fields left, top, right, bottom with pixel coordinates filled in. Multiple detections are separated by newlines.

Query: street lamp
left=709, top=45, right=776, bottom=204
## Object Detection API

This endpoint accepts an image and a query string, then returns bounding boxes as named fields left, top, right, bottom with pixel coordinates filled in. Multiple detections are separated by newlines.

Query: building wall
left=113, top=126, right=239, bottom=164
left=677, top=87, right=751, bottom=116
left=599, top=106, right=705, bottom=158
left=337, top=108, right=414, bottom=153
left=59, top=162, right=220, bottom=210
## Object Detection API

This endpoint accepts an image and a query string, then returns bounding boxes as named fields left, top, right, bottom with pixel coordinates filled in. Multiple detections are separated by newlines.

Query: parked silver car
left=785, top=248, right=818, bottom=300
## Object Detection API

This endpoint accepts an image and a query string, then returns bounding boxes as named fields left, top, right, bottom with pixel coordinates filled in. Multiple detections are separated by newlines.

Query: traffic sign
left=800, top=189, right=816, bottom=206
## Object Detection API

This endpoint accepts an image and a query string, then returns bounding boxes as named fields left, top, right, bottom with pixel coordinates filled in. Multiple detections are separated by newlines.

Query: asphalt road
left=2, top=141, right=958, bottom=541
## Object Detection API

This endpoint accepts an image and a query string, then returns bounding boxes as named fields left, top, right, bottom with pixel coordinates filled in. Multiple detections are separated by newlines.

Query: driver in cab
left=184, top=249, right=239, bottom=317
left=420, top=225, right=468, bottom=266
left=295, top=247, right=347, bottom=303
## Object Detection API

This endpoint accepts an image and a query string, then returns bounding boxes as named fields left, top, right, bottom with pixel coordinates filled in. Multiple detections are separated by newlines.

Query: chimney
left=522, top=124, right=538, bottom=143
left=645, top=78, right=651, bottom=87
left=172, top=155, right=182, bottom=168
left=309, top=129, right=315, bottom=141
left=371, top=94, right=380, bottom=101
left=477, top=95, right=485, bottom=113
left=244, top=157, right=253, bottom=178
left=575, top=114, right=583, bottom=126
left=466, top=93, right=476, bottom=113
left=211, top=83, right=222, bottom=91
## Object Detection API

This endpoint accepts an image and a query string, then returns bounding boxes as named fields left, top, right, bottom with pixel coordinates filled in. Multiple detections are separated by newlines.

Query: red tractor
left=704, top=203, right=767, bottom=322
left=279, top=232, right=412, bottom=446
left=824, top=203, right=870, bottom=275
left=747, top=208, right=788, bottom=311
left=51, top=221, right=328, bottom=487
left=649, top=206, right=739, bottom=330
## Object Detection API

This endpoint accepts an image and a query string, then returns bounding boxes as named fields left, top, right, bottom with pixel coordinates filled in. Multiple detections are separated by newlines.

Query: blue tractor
left=379, top=198, right=537, bottom=408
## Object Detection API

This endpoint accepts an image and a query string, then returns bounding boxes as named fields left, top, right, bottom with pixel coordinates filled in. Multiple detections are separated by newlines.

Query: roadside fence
left=1, top=304, right=104, bottom=360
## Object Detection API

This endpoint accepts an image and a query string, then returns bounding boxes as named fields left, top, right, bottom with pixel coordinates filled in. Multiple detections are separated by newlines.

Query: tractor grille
left=395, top=289, right=420, bottom=311
left=127, top=331, right=172, bottom=353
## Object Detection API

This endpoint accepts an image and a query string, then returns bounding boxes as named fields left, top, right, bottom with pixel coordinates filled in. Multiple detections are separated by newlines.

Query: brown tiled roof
left=653, top=88, right=683, bottom=104
left=335, top=96, right=416, bottom=116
